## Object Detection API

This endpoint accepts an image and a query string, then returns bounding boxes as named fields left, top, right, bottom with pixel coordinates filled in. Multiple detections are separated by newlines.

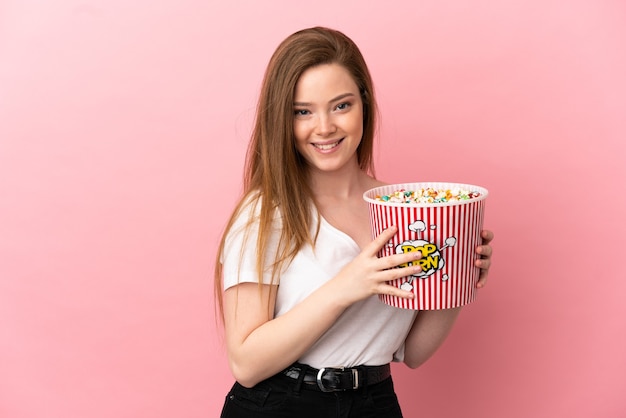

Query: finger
left=476, top=266, right=489, bottom=288
left=475, top=258, right=490, bottom=288
left=476, top=274, right=488, bottom=288
left=379, top=250, right=422, bottom=270
left=476, top=244, right=492, bottom=258
left=366, top=226, right=398, bottom=255
left=382, top=264, right=422, bottom=282
left=480, top=229, right=494, bottom=244
left=378, top=283, right=415, bottom=299
left=475, top=258, right=491, bottom=270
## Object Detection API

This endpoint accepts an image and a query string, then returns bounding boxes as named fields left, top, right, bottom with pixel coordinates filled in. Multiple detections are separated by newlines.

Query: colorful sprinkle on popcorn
left=375, top=188, right=481, bottom=204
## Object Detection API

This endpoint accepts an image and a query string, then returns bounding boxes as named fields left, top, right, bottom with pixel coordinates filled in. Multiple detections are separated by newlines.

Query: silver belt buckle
left=316, top=368, right=332, bottom=392
left=316, top=367, right=360, bottom=392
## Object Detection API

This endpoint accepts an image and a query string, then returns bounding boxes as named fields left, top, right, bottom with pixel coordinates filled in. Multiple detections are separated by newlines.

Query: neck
left=307, top=159, right=371, bottom=200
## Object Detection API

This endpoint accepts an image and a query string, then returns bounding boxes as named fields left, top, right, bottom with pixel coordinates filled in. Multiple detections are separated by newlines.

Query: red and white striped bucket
left=363, top=182, right=488, bottom=310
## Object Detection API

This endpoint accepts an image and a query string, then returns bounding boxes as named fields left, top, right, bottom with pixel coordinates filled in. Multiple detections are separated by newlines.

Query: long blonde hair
left=214, top=27, right=378, bottom=320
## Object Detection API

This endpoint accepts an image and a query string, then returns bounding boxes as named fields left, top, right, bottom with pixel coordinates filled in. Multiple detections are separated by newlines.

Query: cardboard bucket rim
left=363, top=182, right=489, bottom=208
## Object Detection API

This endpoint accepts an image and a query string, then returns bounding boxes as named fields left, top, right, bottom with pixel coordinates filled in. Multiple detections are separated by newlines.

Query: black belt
left=282, top=363, right=391, bottom=392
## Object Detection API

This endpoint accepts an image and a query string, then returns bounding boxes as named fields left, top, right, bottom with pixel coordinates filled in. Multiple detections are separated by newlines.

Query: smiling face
left=293, top=63, right=364, bottom=175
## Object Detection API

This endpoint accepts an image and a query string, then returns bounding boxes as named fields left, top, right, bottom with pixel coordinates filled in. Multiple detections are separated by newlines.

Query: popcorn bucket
left=363, top=182, right=488, bottom=310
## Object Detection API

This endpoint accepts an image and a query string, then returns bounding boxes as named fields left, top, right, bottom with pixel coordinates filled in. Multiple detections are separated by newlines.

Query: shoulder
left=228, top=191, right=282, bottom=238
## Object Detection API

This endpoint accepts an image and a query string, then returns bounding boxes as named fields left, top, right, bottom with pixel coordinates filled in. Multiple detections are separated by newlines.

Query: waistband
left=282, top=362, right=391, bottom=392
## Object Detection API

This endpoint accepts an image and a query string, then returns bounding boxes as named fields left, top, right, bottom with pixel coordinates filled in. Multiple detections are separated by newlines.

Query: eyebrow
left=293, top=92, right=356, bottom=107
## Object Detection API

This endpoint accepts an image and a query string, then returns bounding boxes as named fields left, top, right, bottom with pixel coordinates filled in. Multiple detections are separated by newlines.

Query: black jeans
left=220, top=371, right=403, bottom=418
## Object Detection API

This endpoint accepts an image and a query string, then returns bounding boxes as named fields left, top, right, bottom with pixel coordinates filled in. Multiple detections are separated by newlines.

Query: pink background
left=1, top=1, right=624, bottom=417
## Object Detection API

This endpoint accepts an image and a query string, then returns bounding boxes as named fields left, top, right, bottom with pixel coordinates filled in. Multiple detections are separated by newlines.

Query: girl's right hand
left=332, top=226, right=422, bottom=307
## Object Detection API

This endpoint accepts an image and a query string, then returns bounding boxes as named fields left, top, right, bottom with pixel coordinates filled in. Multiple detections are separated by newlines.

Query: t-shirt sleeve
left=221, top=198, right=281, bottom=291
left=392, top=311, right=418, bottom=363
left=392, top=342, right=406, bottom=363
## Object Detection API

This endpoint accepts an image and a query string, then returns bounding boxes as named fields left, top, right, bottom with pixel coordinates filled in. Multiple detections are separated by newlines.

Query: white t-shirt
left=222, top=198, right=417, bottom=368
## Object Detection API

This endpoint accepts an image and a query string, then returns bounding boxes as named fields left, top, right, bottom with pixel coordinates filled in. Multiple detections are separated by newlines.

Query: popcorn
left=375, top=187, right=481, bottom=204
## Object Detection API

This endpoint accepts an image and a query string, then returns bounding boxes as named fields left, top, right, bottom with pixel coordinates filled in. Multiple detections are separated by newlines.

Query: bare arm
left=402, top=308, right=462, bottom=368
left=223, top=226, right=421, bottom=387
left=224, top=280, right=349, bottom=387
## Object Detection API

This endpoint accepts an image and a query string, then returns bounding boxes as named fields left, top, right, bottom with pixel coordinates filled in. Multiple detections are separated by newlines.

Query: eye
left=294, top=109, right=310, bottom=117
left=335, top=102, right=351, bottom=111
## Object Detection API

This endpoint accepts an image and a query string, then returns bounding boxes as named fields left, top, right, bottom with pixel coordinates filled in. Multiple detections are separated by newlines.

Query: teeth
left=314, top=140, right=340, bottom=150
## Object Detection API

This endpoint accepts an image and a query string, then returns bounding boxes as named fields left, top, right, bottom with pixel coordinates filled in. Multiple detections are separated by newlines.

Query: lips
left=312, top=139, right=343, bottom=150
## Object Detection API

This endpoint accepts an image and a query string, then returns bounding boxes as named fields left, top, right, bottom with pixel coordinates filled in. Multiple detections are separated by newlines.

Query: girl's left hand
left=475, top=230, right=494, bottom=289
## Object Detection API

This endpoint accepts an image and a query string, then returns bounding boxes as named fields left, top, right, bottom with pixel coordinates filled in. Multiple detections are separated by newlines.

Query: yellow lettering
left=418, top=255, right=440, bottom=271
left=398, top=243, right=440, bottom=271
left=401, top=245, right=418, bottom=253
left=420, top=244, right=437, bottom=257
left=398, top=245, right=419, bottom=268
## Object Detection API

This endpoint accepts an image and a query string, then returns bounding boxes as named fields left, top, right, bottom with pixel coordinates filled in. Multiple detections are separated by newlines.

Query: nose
left=315, top=113, right=336, bottom=136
